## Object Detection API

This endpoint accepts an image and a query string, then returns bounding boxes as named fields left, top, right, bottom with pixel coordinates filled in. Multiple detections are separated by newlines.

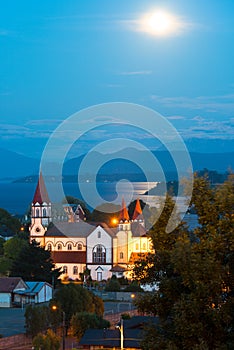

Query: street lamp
left=116, top=318, right=124, bottom=350
left=51, top=305, right=65, bottom=350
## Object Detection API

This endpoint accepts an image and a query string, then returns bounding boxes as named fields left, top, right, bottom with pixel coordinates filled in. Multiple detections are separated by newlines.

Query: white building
left=29, top=174, right=153, bottom=281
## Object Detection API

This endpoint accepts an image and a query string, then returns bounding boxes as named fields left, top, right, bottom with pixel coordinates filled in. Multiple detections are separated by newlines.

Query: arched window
left=136, top=243, right=139, bottom=250
left=93, top=245, right=106, bottom=263
left=43, top=208, right=47, bottom=217
left=143, top=243, right=146, bottom=250
left=36, top=208, right=40, bottom=217
left=57, top=244, right=62, bottom=251
left=120, top=252, right=124, bottom=259
left=73, top=266, right=78, bottom=275
left=77, top=243, right=82, bottom=250
left=63, top=266, right=67, bottom=274
left=67, top=243, right=72, bottom=251
left=47, top=243, right=52, bottom=251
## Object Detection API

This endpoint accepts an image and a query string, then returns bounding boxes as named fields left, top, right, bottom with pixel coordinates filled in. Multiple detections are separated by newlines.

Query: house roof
left=51, top=251, right=86, bottom=263
left=0, top=277, right=27, bottom=293
left=110, top=264, right=127, bottom=272
left=45, top=222, right=94, bottom=237
left=15, top=281, right=52, bottom=296
left=32, top=172, right=50, bottom=204
left=79, top=316, right=159, bottom=348
left=131, top=222, right=147, bottom=237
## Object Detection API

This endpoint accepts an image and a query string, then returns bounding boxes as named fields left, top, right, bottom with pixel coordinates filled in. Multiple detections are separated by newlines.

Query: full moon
left=141, top=10, right=177, bottom=36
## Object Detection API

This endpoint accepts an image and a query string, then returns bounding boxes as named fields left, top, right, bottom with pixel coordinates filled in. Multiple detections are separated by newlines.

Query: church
left=29, top=173, right=152, bottom=281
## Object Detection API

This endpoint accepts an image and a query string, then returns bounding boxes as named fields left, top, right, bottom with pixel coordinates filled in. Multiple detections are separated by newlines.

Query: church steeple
left=30, top=172, right=51, bottom=245
left=32, top=171, right=50, bottom=204
left=119, top=198, right=130, bottom=222
left=132, top=198, right=145, bottom=226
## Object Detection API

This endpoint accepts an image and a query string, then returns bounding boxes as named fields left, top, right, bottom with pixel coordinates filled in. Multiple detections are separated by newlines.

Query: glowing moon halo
left=141, top=10, right=178, bottom=36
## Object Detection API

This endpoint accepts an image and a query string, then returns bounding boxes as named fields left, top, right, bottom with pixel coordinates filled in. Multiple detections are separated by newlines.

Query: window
left=136, top=243, right=139, bottom=250
left=73, top=266, right=78, bottom=275
left=63, top=266, right=67, bottom=274
left=120, top=252, right=124, bottom=259
left=98, top=231, right=101, bottom=238
left=36, top=208, right=40, bottom=217
left=57, top=244, right=62, bottom=251
left=97, top=272, right=102, bottom=281
left=77, top=243, right=82, bottom=250
left=67, top=243, right=72, bottom=251
left=47, top=244, right=52, bottom=251
left=93, top=245, right=106, bottom=263
left=143, top=243, right=146, bottom=250
left=43, top=208, right=47, bottom=217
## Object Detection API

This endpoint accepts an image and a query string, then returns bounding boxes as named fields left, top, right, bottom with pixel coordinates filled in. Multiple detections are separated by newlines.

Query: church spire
left=119, top=197, right=129, bottom=222
left=32, top=172, right=50, bottom=204
left=132, top=198, right=143, bottom=220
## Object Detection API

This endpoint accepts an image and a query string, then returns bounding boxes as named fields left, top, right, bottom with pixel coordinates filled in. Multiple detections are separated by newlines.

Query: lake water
left=0, top=181, right=158, bottom=215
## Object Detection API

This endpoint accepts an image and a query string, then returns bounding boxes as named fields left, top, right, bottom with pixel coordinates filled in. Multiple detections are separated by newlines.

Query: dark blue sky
left=0, top=0, right=234, bottom=158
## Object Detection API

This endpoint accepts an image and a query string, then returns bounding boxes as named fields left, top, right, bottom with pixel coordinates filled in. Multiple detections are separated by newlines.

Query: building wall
left=0, top=293, right=11, bottom=308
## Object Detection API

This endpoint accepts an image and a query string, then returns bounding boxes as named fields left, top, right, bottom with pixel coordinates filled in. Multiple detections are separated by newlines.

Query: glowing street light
left=51, top=305, right=65, bottom=350
left=116, top=318, right=124, bottom=350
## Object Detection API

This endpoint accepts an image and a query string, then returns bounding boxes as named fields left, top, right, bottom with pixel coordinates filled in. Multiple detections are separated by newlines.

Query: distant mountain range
left=0, top=139, right=234, bottom=182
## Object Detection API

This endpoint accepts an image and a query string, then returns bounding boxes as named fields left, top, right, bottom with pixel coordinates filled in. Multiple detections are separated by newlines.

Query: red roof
left=132, top=198, right=143, bottom=220
left=32, top=172, right=50, bottom=204
left=119, top=198, right=129, bottom=222
left=51, top=251, right=86, bottom=264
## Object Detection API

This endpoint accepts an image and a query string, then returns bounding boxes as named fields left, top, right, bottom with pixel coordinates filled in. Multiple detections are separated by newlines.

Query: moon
left=141, top=10, right=178, bottom=36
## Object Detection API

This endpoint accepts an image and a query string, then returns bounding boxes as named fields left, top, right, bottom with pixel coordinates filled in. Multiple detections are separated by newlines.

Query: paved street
left=0, top=308, right=25, bottom=337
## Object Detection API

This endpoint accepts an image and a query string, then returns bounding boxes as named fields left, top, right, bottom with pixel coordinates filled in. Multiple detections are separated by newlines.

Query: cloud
left=119, top=70, right=152, bottom=76
left=167, top=115, right=185, bottom=120
left=151, top=94, right=234, bottom=115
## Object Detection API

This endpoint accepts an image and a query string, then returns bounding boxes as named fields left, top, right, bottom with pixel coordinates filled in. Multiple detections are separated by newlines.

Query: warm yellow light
left=51, top=305, right=57, bottom=311
left=111, top=218, right=118, bottom=225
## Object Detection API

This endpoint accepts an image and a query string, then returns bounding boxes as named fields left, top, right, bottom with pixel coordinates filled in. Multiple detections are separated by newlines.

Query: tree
left=105, top=276, right=121, bottom=291
left=133, top=178, right=234, bottom=349
left=0, top=235, right=28, bottom=275
left=25, top=304, right=50, bottom=337
left=53, top=284, right=104, bottom=333
left=71, top=312, right=110, bottom=341
left=10, top=240, right=61, bottom=284
left=0, top=208, right=21, bottom=235
left=32, top=329, right=60, bottom=350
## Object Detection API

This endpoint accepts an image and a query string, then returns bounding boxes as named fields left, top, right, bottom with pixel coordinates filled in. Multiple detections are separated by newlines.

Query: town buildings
left=29, top=174, right=152, bottom=281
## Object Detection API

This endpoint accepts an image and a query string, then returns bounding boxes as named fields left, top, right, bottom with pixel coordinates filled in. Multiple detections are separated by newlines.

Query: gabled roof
left=119, top=198, right=129, bottom=222
left=45, top=222, right=94, bottom=237
left=0, top=277, right=27, bottom=293
left=32, top=172, right=50, bottom=204
left=15, top=281, right=52, bottom=296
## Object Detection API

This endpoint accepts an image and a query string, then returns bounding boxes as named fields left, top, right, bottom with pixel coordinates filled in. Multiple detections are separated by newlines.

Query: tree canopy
left=133, top=175, right=234, bottom=349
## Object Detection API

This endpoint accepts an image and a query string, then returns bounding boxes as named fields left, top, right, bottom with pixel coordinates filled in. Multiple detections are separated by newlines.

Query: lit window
left=47, top=244, right=52, bottom=251
left=93, top=245, right=106, bottom=263
left=120, top=252, right=123, bottom=259
left=143, top=243, right=146, bottom=250
left=78, top=243, right=82, bottom=250
left=136, top=243, right=139, bottom=250
left=73, top=266, right=78, bottom=275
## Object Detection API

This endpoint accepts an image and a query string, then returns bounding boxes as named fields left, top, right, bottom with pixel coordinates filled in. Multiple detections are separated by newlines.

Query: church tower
left=132, top=198, right=145, bottom=226
left=30, top=172, right=51, bottom=245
